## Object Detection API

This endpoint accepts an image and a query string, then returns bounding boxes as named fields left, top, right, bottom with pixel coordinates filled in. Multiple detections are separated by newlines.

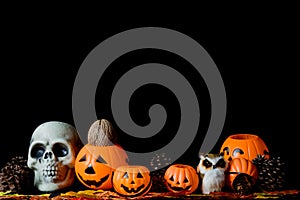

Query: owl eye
left=215, top=158, right=226, bottom=168
left=203, top=159, right=212, bottom=168
left=233, top=148, right=244, bottom=157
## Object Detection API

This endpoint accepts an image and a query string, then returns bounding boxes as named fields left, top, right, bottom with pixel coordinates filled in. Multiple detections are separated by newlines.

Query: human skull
left=27, top=121, right=83, bottom=192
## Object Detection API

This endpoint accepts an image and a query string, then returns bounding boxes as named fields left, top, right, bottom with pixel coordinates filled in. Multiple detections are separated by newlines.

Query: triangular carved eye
left=169, top=176, right=174, bottom=181
left=96, top=155, right=107, bottom=164
left=123, top=172, right=129, bottom=178
left=184, top=177, right=189, bottom=183
left=137, top=172, right=143, bottom=178
left=79, top=155, right=86, bottom=162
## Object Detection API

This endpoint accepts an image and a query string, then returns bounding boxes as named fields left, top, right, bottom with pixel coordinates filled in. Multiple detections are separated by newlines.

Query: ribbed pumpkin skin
left=164, top=164, right=199, bottom=195
left=226, top=158, right=258, bottom=188
left=220, top=134, right=269, bottom=162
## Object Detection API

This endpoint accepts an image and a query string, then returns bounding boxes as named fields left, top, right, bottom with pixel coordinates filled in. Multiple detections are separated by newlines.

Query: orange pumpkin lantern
left=75, top=144, right=129, bottom=190
left=113, top=165, right=152, bottom=197
left=226, top=157, right=258, bottom=189
left=164, top=164, right=199, bottom=195
left=220, top=134, right=269, bottom=162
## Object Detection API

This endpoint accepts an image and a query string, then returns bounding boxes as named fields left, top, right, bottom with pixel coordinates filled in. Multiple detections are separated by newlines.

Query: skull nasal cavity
left=44, top=152, right=53, bottom=159
left=85, top=165, right=96, bottom=174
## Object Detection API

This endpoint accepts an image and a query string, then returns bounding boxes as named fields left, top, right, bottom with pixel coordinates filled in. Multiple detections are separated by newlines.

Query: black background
left=1, top=7, right=299, bottom=190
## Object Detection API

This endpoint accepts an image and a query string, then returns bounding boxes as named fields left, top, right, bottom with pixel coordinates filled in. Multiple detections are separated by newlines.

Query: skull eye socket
left=53, top=143, right=68, bottom=157
left=30, top=144, right=45, bottom=158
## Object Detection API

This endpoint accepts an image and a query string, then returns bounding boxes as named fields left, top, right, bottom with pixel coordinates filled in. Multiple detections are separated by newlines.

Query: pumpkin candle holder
left=220, top=133, right=269, bottom=162
left=113, top=165, right=152, bottom=197
left=75, top=119, right=129, bottom=190
left=164, top=164, right=199, bottom=195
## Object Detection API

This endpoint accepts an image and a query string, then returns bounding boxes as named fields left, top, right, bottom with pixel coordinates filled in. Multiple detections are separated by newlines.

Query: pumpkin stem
left=88, top=119, right=117, bottom=146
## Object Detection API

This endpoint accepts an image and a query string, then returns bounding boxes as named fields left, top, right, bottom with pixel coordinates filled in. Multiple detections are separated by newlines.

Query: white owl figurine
left=197, top=153, right=228, bottom=194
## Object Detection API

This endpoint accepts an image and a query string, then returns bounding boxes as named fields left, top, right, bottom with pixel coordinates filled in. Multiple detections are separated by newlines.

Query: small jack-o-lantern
left=220, top=134, right=269, bottom=162
left=113, top=165, right=152, bottom=197
left=226, top=157, right=258, bottom=191
left=164, top=164, right=199, bottom=195
left=75, top=144, right=128, bottom=190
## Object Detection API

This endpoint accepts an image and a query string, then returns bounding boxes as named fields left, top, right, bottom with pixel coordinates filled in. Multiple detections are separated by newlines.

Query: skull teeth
left=43, top=166, right=59, bottom=178
left=43, top=169, right=58, bottom=177
left=46, top=165, right=58, bottom=170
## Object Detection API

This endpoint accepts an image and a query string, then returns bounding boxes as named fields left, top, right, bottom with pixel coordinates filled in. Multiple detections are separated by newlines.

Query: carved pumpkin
left=226, top=157, right=258, bottom=189
left=113, top=165, right=152, bottom=197
left=75, top=144, right=128, bottom=190
left=220, top=134, right=269, bottom=162
left=164, top=164, right=199, bottom=195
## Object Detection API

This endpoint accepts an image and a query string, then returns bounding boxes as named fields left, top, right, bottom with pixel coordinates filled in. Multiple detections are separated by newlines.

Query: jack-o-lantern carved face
left=164, top=164, right=199, bottom=195
left=220, top=134, right=269, bottom=162
left=75, top=144, right=128, bottom=190
left=113, top=165, right=152, bottom=197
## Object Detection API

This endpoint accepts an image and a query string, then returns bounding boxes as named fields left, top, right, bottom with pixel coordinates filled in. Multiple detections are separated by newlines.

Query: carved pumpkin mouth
left=121, top=184, right=145, bottom=193
left=168, top=183, right=191, bottom=192
left=77, top=173, right=109, bottom=188
left=118, top=181, right=152, bottom=197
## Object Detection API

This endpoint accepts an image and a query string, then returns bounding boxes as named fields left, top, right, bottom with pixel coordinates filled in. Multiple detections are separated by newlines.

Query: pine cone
left=149, top=153, right=172, bottom=192
left=0, top=156, right=34, bottom=194
left=252, top=154, right=286, bottom=191
left=232, top=173, right=256, bottom=196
